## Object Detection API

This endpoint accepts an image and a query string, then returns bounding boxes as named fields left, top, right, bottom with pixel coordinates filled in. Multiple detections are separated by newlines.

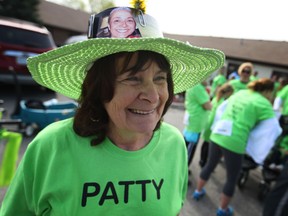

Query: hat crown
left=88, top=7, right=163, bottom=39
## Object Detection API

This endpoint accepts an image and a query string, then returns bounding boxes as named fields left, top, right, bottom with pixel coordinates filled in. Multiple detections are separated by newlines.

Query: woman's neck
left=107, top=130, right=153, bottom=151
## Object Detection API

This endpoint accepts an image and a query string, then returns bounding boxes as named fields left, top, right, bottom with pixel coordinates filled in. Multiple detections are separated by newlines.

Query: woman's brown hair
left=247, top=78, right=274, bottom=92
left=216, top=83, right=234, bottom=102
left=73, top=50, right=174, bottom=146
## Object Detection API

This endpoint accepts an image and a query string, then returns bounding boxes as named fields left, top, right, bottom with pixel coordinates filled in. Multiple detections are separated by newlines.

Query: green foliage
left=57, top=0, right=115, bottom=13
left=0, top=0, right=42, bottom=24
left=87, top=0, right=115, bottom=13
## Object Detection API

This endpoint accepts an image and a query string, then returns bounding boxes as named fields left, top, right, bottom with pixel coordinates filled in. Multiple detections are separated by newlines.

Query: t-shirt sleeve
left=255, top=98, right=275, bottom=121
left=278, top=85, right=288, bottom=100
left=0, top=171, right=30, bottom=215
left=194, top=85, right=210, bottom=105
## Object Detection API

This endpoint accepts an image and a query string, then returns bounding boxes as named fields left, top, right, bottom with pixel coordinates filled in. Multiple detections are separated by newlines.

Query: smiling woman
left=0, top=5, right=224, bottom=216
left=74, top=51, right=173, bottom=149
left=107, top=7, right=141, bottom=38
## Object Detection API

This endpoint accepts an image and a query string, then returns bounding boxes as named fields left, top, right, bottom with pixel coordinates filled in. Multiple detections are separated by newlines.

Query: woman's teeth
left=130, top=109, right=154, bottom=115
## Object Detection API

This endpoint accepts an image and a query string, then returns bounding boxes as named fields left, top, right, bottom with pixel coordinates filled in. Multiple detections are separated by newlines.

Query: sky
left=115, top=0, right=288, bottom=42
left=49, top=0, right=288, bottom=42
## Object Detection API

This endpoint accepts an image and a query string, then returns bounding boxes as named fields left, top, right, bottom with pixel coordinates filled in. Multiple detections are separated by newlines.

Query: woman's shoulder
left=29, top=118, right=78, bottom=150
left=248, top=92, right=274, bottom=117
left=229, top=79, right=239, bottom=84
left=188, top=84, right=203, bottom=92
left=230, top=89, right=249, bottom=98
left=21, top=118, right=81, bottom=162
left=160, top=122, right=183, bottom=138
left=238, top=90, right=271, bottom=105
left=38, top=118, right=74, bottom=136
left=278, top=84, right=288, bottom=97
left=158, top=123, right=186, bottom=151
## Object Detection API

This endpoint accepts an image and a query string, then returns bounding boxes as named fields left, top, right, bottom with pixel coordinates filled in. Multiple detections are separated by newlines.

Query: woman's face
left=104, top=54, right=169, bottom=137
left=240, top=66, right=252, bottom=82
left=108, top=9, right=136, bottom=38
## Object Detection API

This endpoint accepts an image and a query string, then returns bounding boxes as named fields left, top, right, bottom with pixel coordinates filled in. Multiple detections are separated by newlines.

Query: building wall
left=39, top=0, right=90, bottom=46
left=46, top=25, right=82, bottom=46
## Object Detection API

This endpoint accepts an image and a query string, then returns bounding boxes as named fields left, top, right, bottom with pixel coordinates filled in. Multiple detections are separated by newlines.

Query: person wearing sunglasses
left=229, top=62, right=253, bottom=93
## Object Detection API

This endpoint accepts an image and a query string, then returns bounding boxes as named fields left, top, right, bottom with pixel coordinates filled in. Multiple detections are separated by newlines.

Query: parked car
left=0, top=16, right=56, bottom=85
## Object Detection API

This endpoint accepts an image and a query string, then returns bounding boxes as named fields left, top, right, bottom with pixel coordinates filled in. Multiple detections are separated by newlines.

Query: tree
left=86, top=0, right=115, bottom=13
left=51, top=0, right=115, bottom=13
left=0, top=0, right=42, bottom=24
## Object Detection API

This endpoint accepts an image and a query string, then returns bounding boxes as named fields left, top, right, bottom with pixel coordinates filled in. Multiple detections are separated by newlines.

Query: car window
left=0, top=25, right=54, bottom=49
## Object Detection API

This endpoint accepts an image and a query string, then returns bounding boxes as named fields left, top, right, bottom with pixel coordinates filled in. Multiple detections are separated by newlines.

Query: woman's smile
left=128, top=108, right=156, bottom=115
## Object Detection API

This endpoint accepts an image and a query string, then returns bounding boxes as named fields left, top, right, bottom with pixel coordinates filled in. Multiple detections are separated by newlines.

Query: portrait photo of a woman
left=96, top=7, right=141, bottom=38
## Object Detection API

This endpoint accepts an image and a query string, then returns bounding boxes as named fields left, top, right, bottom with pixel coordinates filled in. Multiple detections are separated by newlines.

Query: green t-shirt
left=211, top=74, right=227, bottom=96
left=274, top=81, right=280, bottom=92
left=249, top=75, right=258, bottom=81
left=276, top=87, right=284, bottom=97
left=0, top=119, right=188, bottom=216
left=211, top=90, right=275, bottom=154
left=202, top=97, right=224, bottom=142
left=184, top=84, right=210, bottom=133
left=229, top=79, right=250, bottom=93
left=277, top=85, right=288, bottom=115
left=279, top=136, right=288, bottom=151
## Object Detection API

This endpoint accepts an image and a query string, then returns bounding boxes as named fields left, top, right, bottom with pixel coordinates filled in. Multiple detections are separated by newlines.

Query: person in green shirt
left=273, top=83, right=288, bottom=118
left=271, top=74, right=280, bottom=100
left=275, top=77, right=288, bottom=97
left=0, top=6, right=225, bottom=216
left=193, top=78, right=278, bottom=216
left=210, top=66, right=227, bottom=98
left=183, top=81, right=212, bottom=167
left=200, top=83, right=234, bottom=168
left=273, top=78, right=288, bottom=118
left=229, top=62, right=253, bottom=93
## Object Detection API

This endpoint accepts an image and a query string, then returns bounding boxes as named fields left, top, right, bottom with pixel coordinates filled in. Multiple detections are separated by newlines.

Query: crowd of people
left=183, top=62, right=288, bottom=216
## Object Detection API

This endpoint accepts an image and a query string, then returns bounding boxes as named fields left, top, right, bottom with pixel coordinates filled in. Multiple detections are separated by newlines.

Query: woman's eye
left=126, top=76, right=140, bottom=82
left=154, top=75, right=167, bottom=83
left=119, top=76, right=141, bottom=85
left=127, top=18, right=135, bottom=23
left=112, top=19, right=120, bottom=24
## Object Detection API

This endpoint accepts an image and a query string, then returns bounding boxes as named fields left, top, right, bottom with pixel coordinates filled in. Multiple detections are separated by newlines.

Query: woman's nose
left=139, top=82, right=159, bottom=103
left=121, top=21, right=127, bottom=27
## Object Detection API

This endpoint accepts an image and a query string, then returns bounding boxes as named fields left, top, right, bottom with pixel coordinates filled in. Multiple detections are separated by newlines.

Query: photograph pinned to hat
left=27, top=5, right=225, bottom=100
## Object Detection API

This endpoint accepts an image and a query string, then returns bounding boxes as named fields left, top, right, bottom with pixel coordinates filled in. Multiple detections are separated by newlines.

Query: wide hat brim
left=27, top=37, right=225, bottom=99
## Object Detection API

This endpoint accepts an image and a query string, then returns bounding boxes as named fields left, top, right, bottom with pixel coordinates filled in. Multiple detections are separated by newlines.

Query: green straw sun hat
left=27, top=7, right=225, bottom=100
